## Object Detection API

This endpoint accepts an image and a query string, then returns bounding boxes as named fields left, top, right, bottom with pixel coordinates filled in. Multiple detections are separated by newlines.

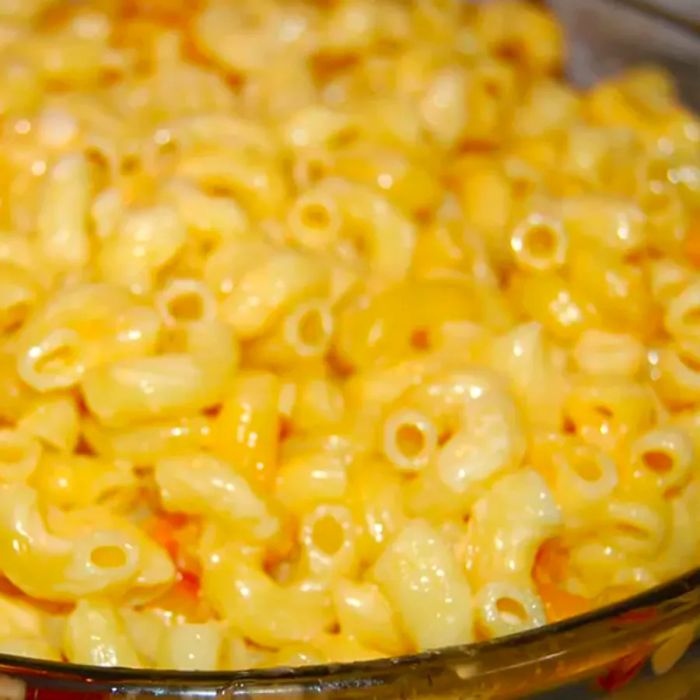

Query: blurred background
left=548, top=0, right=700, bottom=109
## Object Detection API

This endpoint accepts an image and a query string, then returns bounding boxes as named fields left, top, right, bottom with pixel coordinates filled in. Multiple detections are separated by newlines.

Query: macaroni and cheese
left=0, top=0, right=697, bottom=670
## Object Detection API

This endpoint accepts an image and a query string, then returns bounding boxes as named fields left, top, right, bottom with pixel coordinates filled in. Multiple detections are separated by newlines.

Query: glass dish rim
left=2, top=566, right=699, bottom=690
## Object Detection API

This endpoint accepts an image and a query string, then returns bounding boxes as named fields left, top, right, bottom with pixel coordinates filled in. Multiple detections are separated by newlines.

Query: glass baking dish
left=0, top=1, right=699, bottom=698
left=1, top=569, right=699, bottom=698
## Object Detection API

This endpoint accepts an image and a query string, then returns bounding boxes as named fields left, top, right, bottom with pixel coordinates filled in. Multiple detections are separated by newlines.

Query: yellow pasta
left=0, top=262, right=42, bottom=335
left=157, top=622, right=224, bottom=671
left=0, top=484, right=174, bottom=602
left=602, top=498, right=670, bottom=559
left=155, top=279, right=218, bottom=328
left=98, top=206, right=187, bottom=295
left=509, top=271, right=599, bottom=343
left=298, top=504, right=357, bottom=581
left=282, top=373, right=346, bottom=433
left=210, top=371, right=280, bottom=487
left=0, top=0, right=695, bottom=672
left=82, top=353, right=227, bottom=427
left=15, top=284, right=162, bottom=392
left=623, top=427, right=695, bottom=496
left=0, top=594, right=49, bottom=640
left=335, top=279, right=477, bottom=370
left=36, top=154, right=92, bottom=272
left=509, top=212, right=568, bottom=272
left=572, top=329, right=646, bottom=378
left=17, top=394, right=80, bottom=453
left=275, top=445, right=349, bottom=516
left=331, top=145, right=441, bottom=216
left=155, top=453, right=279, bottom=541
left=31, top=453, right=137, bottom=510
left=332, top=579, right=404, bottom=655
left=247, top=298, right=335, bottom=369
left=465, top=470, right=562, bottom=588
left=394, top=370, right=527, bottom=515
left=160, top=179, right=251, bottom=245
left=202, top=547, right=333, bottom=648
left=346, top=458, right=405, bottom=565
left=0, top=429, right=42, bottom=483
left=82, top=414, right=213, bottom=464
left=562, top=197, right=647, bottom=256
left=64, top=600, right=142, bottom=667
left=219, top=249, right=329, bottom=339
left=382, top=408, right=438, bottom=473
left=372, top=519, right=474, bottom=650
left=532, top=435, right=618, bottom=529
left=0, top=638, right=61, bottom=663
left=474, top=582, right=547, bottom=639
left=473, top=1, right=564, bottom=75
left=488, top=321, right=568, bottom=430
left=563, top=376, right=657, bottom=453
left=176, top=148, right=289, bottom=219
left=665, top=280, right=700, bottom=340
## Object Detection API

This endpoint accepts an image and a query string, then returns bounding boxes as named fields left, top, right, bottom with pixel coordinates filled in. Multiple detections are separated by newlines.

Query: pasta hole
left=624, top=250, right=648, bottom=266
left=168, top=292, right=204, bottom=322
left=438, top=428, right=454, bottom=446
left=496, top=41, right=524, bottom=64
left=96, top=487, right=121, bottom=505
left=75, top=437, right=96, bottom=456
left=521, top=224, right=558, bottom=260
left=410, top=327, right=431, bottom=351
left=593, top=405, right=614, bottom=420
left=297, top=308, right=327, bottom=350
left=352, top=235, right=368, bottom=257
left=34, top=344, right=79, bottom=376
left=120, top=154, right=139, bottom=175
left=202, top=182, right=234, bottom=199
left=305, top=159, right=328, bottom=184
left=85, top=147, right=111, bottom=191
left=571, top=455, right=602, bottom=482
left=329, top=126, right=360, bottom=150
left=90, top=545, right=128, bottom=569
left=395, top=422, right=427, bottom=460
left=496, top=597, right=527, bottom=626
left=85, top=146, right=110, bottom=171
left=0, top=300, right=31, bottom=334
left=641, top=449, right=674, bottom=475
left=511, top=176, right=535, bottom=199
left=299, top=202, right=333, bottom=231
left=311, top=515, right=344, bottom=557
left=482, top=78, right=503, bottom=99
left=155, top=138, right=179, bottom=161
left=614, top=522, right=650, bottom=541
left=665, top=485, right=683, bottom=500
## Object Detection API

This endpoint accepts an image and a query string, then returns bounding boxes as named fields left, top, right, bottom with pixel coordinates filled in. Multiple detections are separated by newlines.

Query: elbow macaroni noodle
left=0, top=0, right=696, bottom=670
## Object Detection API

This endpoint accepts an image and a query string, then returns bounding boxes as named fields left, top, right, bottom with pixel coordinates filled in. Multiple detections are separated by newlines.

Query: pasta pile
left=0, top=0, right=698, bottom=671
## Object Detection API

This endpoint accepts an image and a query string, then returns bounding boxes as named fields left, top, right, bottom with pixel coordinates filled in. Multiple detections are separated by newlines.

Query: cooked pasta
left=0, top=0, right=696, bottom=671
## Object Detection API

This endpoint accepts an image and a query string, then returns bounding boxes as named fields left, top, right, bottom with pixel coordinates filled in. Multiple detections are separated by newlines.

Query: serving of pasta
left=0, top=0, right=697, bottom=673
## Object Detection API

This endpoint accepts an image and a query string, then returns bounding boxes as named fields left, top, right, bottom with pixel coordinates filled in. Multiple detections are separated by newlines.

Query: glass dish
left=0, top=569, right=698, bottom=699
left=0, top=1, right=699, bottom=698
